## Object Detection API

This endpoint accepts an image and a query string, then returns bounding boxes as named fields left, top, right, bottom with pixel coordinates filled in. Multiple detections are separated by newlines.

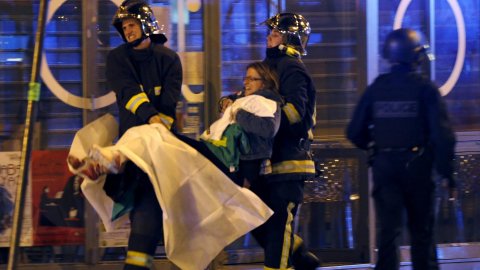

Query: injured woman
left=67, top=62, right=282, bottom=270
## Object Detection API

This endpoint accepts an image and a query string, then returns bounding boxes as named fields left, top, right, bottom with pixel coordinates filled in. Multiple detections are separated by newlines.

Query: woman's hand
left=219, top=98, right=233, bottom=113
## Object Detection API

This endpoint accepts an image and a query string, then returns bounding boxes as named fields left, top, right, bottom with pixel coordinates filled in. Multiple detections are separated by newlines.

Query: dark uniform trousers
left=372, top=148, right=438, bottom=270
left=117, top=163, right=163, bottom=270
left=249, top=179, right=304, bottom=269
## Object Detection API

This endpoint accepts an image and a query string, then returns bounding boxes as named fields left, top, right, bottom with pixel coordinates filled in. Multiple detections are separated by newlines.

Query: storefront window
left=378, top=0, right=480, bottom=249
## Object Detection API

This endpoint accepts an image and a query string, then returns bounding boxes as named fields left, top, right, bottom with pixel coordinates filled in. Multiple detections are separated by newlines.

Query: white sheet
left=68, top=115, right=273, bottom=270
left=201, top=94, right=277, bottom=141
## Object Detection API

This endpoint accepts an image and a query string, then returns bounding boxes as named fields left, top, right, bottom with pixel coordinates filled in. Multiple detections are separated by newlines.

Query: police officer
left=220, top=13, right=320, bottom=270
left=346, top=28, right=456, bottom=270
left=106, top=0, right=182, bottom=269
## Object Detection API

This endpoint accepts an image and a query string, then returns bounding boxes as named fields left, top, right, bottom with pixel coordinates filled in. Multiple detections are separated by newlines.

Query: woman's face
left=267, top=29, right=283, bottom=48
left=243, top=68, right=264, bottom=96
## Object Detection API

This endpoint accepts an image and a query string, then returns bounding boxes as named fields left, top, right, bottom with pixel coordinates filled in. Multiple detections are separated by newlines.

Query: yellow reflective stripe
left=308, top=106, right=316, bottom=140
left=282, top=103, right=301, bottom=124
left=293, top=234, right=304, bottom=252
left=283, top=45, right=301, bottom=58
left=264, top=267, right=294, bottom=270
left=271, top=160, right=315, bottom=175
left=125, top=92, right=149, bottom=114
left=308, top=129, right=314, bottom=140
left=206, top=136, right=227, bottom=147
left=280, top=202, right=295, bottom=269
left=158, top=112, right=174, bottom=130
left=154, top=86, right=162, bottom=95
left=125, top=251, right=153, bottom=268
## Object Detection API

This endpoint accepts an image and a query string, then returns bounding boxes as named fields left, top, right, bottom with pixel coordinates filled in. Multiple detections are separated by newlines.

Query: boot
left=292, top=243, right=321, bottom=270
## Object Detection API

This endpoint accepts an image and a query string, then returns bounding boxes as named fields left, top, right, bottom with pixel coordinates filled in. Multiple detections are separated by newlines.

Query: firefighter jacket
left=263, top=46, right=317, bottom=182
left=106, top=42, right=182, bottom=136
left=346, top=64, right=456, bottom=185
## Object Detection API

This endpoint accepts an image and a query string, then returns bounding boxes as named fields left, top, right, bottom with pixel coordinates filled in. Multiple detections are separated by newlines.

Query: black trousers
left=250, top=179, right=304, bottom=269
left=105, top=162, right=163, bottom=270
left=372, top=149, right=438, bottom=270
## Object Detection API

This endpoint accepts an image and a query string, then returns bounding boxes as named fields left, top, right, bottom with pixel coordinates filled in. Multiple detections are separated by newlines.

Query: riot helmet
left=263, top=13, right=311, bottom=56
left=382, top=28, right=433, bottom=66
left=112, top=0, right=167, bottom=45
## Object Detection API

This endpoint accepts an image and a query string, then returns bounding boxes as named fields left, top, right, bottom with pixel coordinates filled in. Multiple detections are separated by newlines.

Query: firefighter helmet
left=112, top=0, right=167, bottom=44
left=263, top=13, right=311, bottom=56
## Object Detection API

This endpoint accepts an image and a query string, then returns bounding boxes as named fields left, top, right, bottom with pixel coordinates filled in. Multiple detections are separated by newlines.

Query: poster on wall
left=177, top=51, right=205, bottom=138
left=31, top=150, right=85, bottom=245
left=0, top=151, right=33, bottom=247
left=99, top=220, right=130, bottom=247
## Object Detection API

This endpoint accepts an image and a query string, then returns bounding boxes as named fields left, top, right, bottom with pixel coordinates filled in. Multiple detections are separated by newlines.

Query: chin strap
left=278, top=44, right=301, bottom=58
left=127, top=34, right=147, bottom=48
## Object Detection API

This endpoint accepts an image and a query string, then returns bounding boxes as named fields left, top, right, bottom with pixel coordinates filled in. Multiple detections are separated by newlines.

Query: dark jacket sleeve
left=346, top=87, right=373, bottom=150
left=235, top=105, right=280, bottom=138
left=423, top=82, right=456, bottom=185
left=106, top=47, right=158, bottom=123
left=275, top=58, right=315, bottom=138
left=281, top=69, right=309, bottom=120
left=156, top=49, right=182, bottom=118
left=278, top=61, right=309, bottom=124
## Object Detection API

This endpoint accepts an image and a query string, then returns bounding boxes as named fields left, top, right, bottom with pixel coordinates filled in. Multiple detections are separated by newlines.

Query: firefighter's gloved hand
left=148, top=113, right=172, bottom=129
left=148, top=114, right=163, bottom=124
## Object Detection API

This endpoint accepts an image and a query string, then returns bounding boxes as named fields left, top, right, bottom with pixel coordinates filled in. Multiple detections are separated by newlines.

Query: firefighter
left=346, top=28, right=456, bottom=270
left=220, top=12, right=320, bottom=270
left=106, top=0, right=182, bottom=269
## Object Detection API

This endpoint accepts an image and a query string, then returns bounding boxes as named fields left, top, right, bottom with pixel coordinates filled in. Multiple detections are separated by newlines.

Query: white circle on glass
left=393, top=0, right=466, bottom=96
left=40, top=0, right=123, bottom=109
